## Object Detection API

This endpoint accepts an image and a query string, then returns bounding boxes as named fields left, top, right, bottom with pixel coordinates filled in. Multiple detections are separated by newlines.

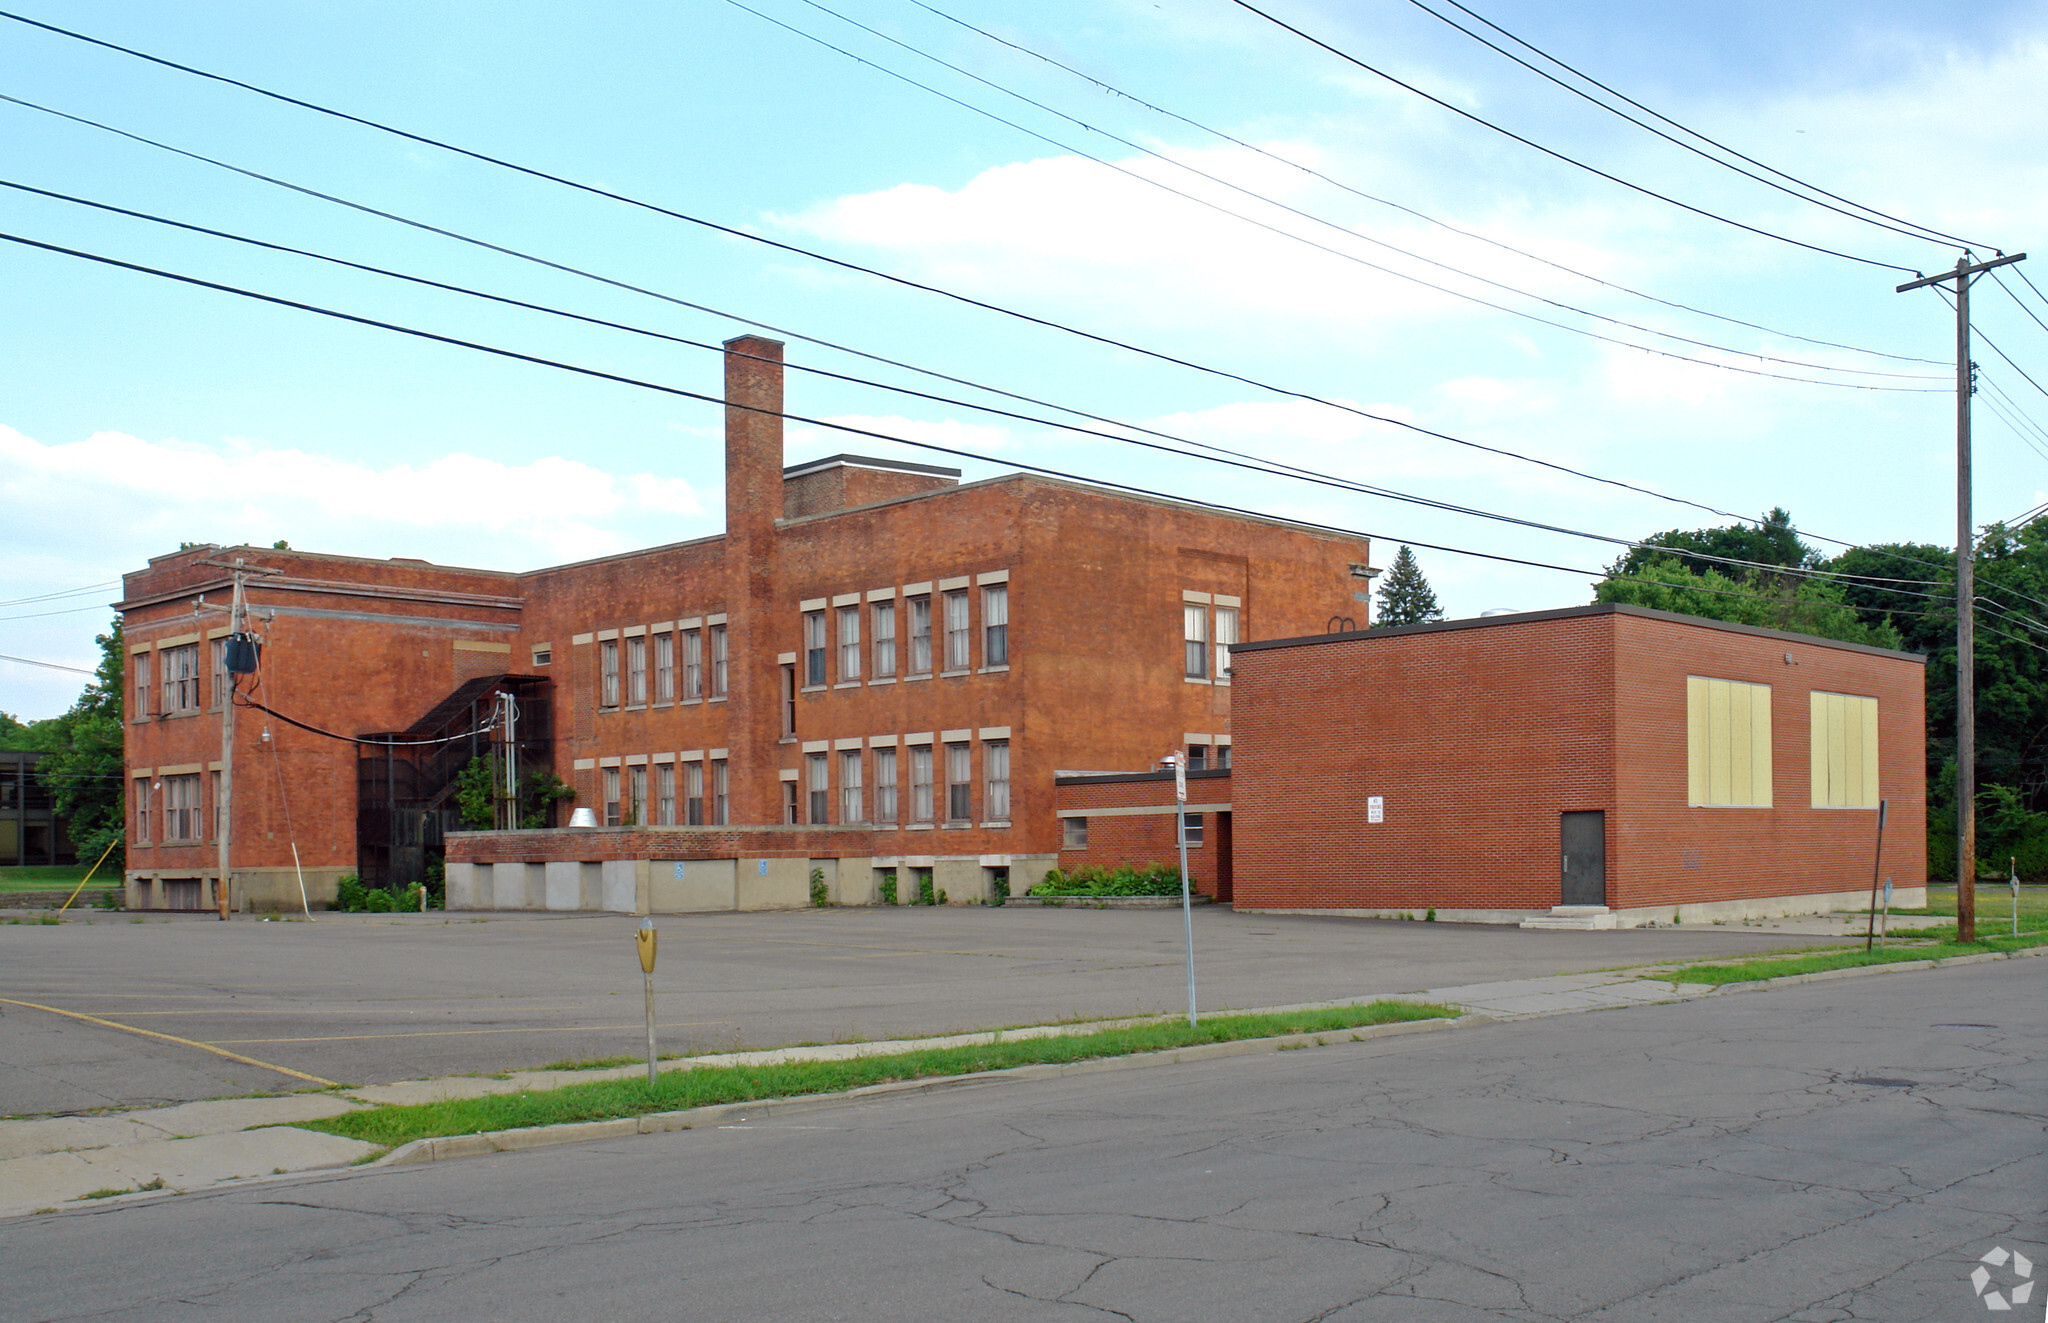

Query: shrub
left=1029, top=863, right=1183, bottom=898
left=916, top=870, right=935, bottom=906
left=879, top=870, right=898, bottom=906
left=333, top=875, right=366, bottom=912
left=809, top=867, right=829, bottom=908
left=362, top=887, right=395, bottom=913
left=990, top=868, right=1009, bottom=907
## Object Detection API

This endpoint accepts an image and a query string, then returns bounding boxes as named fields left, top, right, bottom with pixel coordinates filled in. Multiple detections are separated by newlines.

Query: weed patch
left=1663, top=931, right=2048, bottom=986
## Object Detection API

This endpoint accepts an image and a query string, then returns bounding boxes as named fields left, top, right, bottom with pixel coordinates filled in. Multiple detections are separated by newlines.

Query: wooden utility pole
left=1897, top=251, right=2026, bottom=942
left=217, top=562, right=247, bottom=920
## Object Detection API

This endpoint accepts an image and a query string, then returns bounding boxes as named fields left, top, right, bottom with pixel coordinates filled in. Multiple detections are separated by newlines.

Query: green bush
left=879, top=870, right=897, bottom=905
left=1029, top=863, right=1183, bottom=897
left=362, top=887, right=394, bottom=913
left=916, top=869, right=935, bottom=906
left=809, top=867, right=829, bottom=908
left=990, top=868, right=1009, bottom=907
left=333, top=874, right=366, bottom=912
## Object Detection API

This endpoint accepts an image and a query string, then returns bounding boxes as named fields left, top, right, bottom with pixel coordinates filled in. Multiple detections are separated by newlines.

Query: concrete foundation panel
left=649, top=858, right=737, bottom=912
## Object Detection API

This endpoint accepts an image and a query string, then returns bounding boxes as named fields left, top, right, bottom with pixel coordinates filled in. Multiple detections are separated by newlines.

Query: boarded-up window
left=1686, top=677, right=1772, bottom=807
left=1810, top=692, right=1879, bottom=808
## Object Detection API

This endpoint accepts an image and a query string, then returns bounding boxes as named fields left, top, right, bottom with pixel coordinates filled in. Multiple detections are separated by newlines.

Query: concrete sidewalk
left=6, top=942, right=2037, bottom=1219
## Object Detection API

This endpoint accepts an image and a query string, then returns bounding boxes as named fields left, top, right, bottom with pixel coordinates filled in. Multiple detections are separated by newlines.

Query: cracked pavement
left=7, top=960, right=2040, bottom=1321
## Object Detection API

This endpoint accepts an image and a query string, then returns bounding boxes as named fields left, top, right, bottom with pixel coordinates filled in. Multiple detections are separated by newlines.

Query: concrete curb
left=1702, top=939, right=2044, bottom=995
left=372, top=1013, right=1482, bottom=1167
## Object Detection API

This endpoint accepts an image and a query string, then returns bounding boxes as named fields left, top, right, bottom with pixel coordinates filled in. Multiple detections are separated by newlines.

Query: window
left=627, top=637, right=647, bottom=706
left=709, top=624, right=728, bottom=698
left=1216, top=743, right=1231, bottom=769
left=780, top=664, right=797, bottom=738
left=164, top=774, right=201, bottom=842
left=1686, top=677, right=1773, bottom=807
left=840, top=750, right=863, bottom=823
left=804, top=611, right=827, bottom=686
left=873, top=602, right=896, bottom=677
left=1810, top=692, right=1880, bottom=808
left=983, top=585, right=1008, bottom=667
left=910, top=746, right=934, bottom=823
left=875, top=747, right=898, bottom=823
left=629, top=765, right=648, bottom=826
left=908, top=596, right=933, bottom=674
left=944, top=590, right=971, bottom=670
left=807, top=754, right=829, bottom=824
left=603, top=768, right=622, bottom=826
left=658, top=764, right=676, bottom=826
left=211, top=638, right=229, bottom=708
left=133, top=652, right=151, bottom=720
left=834, top=605, right=860, bottom=682
left=712, top=759, right=729, bottom=825
left=212, top=770, right=223, bottom=839
left=682, top=629, right=703, bottom=699
left=685, top=761, right=705, bottom=826
left=600, top=640, right=620, bottom=708
left=1063, top=816, right=1087, bottom=850
left=163, top=643, right=200, bottom=714
left=1184, top=605, right=1208, bottom=679
left=783, top=779, right=799, bottom=825
left=984, top=740, right=1009, bottom=821
left=1214, top=605, right=1237, bottom=679
left=946, top=742, right=972, bottom=822
left=133, top=776, right=151, bottom=843
left=654, top=632, right=674, bottom=703
left=531, top=644, right=552, bottom=667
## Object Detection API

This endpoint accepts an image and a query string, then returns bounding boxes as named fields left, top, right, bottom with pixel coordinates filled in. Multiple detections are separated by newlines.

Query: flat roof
left=782, top=453, right=961, bottom=480
left=1232, top=602, right=1926, bottom=664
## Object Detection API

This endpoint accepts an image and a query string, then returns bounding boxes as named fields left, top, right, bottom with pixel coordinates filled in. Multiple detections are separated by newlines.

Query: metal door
left=1560, top=811, right=1606, bottom=906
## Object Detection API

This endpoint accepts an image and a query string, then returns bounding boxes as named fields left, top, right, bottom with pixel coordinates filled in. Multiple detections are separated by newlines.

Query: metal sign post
left=1865, top=800, right=1888, bottom=953
left=2012, top=860, right=2021, bottom=938
left=1880, top=878, right=1892, bottom=949
left=636, top=918, right=659, bottom=1085
left=1169, top=753, right=1196, bottom=1027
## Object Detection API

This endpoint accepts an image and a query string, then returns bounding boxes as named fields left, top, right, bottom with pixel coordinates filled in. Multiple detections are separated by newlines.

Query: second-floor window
left=804, top=612, right=828, bottom=686
left=132, top=652, right=151, bottom=720
left=211, top=638, right=229, bottom=708
left=873, top=602, right=896, bottom=677
left=838, top=606, right=861, bottom=681
left=910, top=745, right=934, bottom=822
left=983, top=585, right=1008, bottom=667
left=132, top=776, right=151, bottom=843
left=943, top=590, right=970, bottom=670
left=908, top=596, right=933, bottom=675
left=654, top=632, right=674, bottom=703
left=781, top=664, right=797, bottom=737
left=164, top=643, right=200, bottom=714
left=627, top=636, right=647, bottom=705
left=1184, top=605, right=1208, bottom=679
left=600, top=640, right=620, bottom=708
left=1214, top=605, right=1237, bottom=679
left=683, top=629, right=703, bottom=699
left=875, top=747, right=898, bottom=823
left=710, top=624, right=728, bottom=697
left=165, top=774, right=202, bottom=841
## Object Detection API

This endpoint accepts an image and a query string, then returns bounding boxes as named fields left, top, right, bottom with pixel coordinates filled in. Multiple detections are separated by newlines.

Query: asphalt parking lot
left=0, top=906, right=1850, bottom=1116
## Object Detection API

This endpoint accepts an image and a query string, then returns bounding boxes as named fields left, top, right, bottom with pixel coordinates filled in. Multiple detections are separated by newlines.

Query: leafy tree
left=1594, top=556, right=1900, bottom=649
left=35, top=622, right=127, bottom=868
left=454, top=754, right=575, bottom=830
left=1374, top=545, right=1444, bottom=627
left=1607, top=506, right=1816, bottom=581
left=0, top=710, right=56, bottom=752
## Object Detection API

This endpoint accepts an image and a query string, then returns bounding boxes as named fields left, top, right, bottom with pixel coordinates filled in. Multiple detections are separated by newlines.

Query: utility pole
left=217, top=561, right=248, bottom=920
left=1897, top=251, right=2026, bottom=943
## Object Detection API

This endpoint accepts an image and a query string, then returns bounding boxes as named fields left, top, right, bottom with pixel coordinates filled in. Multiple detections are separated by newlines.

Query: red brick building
left=116, top=335, right=1375, bottom=911
left=1221, top=604, right=1927, bottom=924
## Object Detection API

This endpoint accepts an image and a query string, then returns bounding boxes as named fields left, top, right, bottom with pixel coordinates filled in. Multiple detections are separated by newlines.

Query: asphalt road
left=1, top=907, right=1852, bottom=1115
left=7, top=959, right=2040, bottom=1322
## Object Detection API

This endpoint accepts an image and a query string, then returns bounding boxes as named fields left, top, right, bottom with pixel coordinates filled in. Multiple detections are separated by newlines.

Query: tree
left=1607, top=507, right=1816, bottom=581
left=1374, top=546, right=1444, bottom=627
left=1594, top=556, right=1900, bottom=649
left=35, top=621, right=127, bottom=869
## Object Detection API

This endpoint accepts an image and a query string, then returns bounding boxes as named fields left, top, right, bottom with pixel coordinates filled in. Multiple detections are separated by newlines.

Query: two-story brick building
left=117, top=335, right=1376, bottom=911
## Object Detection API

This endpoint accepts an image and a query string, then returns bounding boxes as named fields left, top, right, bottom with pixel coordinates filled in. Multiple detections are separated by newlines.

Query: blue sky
left=4, top=0, right=2045, bottom=718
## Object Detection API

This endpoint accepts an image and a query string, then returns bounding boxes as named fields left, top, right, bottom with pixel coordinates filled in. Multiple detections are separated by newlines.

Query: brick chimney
left=722, top=334, right=785, bottom=825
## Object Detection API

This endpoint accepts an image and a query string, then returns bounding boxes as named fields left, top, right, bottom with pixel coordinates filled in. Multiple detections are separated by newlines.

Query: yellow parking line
left=0, top=997, right=339, bottom=1087
left=210, top=1021, right=727, bottom=1046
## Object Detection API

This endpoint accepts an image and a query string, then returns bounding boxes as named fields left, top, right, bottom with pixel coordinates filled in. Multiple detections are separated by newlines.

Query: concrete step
left=1519, top=906, right=1619, bottom=931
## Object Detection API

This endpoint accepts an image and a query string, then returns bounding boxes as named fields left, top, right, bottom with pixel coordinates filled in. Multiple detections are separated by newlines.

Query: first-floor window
left=875, top=747, right=898, bottom=823
left=655, top=632, right=675, bottom=703
left=1063, top=817, right=1087, bottom=849
left=808, top=754, right=829, bottom=824
left=840, top=750, right=863, bottom=823
left=873, top=602, right=896, bottom=677
left=1686, top=676, right=1773, bottom=807
left=685, top=761, right=705, bottom=825
left=629, top=766, right=649, bottom=826
left=710, top=624, right=728, bottom=697
left=1216, top=743, right=1232, bottom=769
left=804, top=611, right=827, bottom=686
left=133, top=776, right=152, bottom=844
left=782, top=778, right=799, bottom=825
left=627, top=636, right=647, bottom=705
left=984, top=740, right=1010, bottom=820
left=211, top=637, right=229, bottom=708
left=781, top=664, right=797, bottom=737
left=712, top=759, right=729, bottom=825
left=165, top=774, right=201, bottom=841
left=600, top=640, right=620, bottom=708
left=983, top=585, right=1008, bottom=666
left=211, top=769, right=223, bottom=839
left=908, top=596, right=933, bottom=674
left=1181, top=812, right=1204, bottom=848
left=1810, top=691, right=1880, bottom=808
left=838, top=606, right=861, bottom=681
left=910, top=746, right=934, bottom=822
left=657, top=764, right=676, bottom=825
left=683, top=629, right=703, bottom=699
left=603, top=768, right=622, bottom=826
left=946, top=742, right=972, bottom=822
left=944, top=590, right=971, bottom=670
left=164, top=643, right=200, bottom=713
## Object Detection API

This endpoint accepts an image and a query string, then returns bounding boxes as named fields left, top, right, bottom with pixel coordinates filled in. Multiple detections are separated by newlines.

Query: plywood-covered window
left=1686, top=677, right=1772, bottom=807
left=1810, top=692, right=1880, bottom=808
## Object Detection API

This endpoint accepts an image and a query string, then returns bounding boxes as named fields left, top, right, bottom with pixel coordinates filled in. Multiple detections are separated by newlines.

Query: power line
left=0, top=580, right=121, bottom=609
left=0, top=602, right=122, bottom=623
left=904, top=0, right=1941, bottom=367
left=0, top=652, right=95, bottom=674
left=741, top=0, right=1940, bottom=386
left=1225, top=0, right=1922, bottom=273
left=1401, top=0, right=1992, bottom=251
left=1991, top=267, right=2048, bottom=341
left=0, top=96, right=1787, bottom=527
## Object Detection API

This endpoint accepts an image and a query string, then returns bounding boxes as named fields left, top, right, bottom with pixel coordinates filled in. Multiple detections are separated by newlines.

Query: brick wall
left=1052, top=770, right=1232, bottom=897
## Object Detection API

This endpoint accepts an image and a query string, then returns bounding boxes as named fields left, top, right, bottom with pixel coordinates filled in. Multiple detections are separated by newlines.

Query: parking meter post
left=636, top=919, right=659, bottom=1086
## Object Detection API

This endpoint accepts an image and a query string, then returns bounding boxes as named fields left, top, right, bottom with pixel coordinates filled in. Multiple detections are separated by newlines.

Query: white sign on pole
left=1174, top=756, right=1187, bottom=805
left=1367, top=796, right=1384, bottom=824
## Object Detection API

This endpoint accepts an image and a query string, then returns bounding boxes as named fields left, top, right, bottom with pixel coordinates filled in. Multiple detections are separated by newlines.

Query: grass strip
left=1663, top=931, right=2048, bottom=986
left=295, top=1001, right=1456, bottom=1150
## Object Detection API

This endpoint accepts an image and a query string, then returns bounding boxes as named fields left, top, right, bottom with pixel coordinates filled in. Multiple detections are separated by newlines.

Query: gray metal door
left=1560, top=811, right=1606, bottom=906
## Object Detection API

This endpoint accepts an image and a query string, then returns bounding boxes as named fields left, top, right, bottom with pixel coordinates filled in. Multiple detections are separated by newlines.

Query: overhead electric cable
left=1401, top=0, right=1993, bottom=251
left=1991, top=268, right=2048, bottom=340
left=0, top=652, right=95, bottom=674
left=0, top=579, right=120, bottom=608
left=906, top=0, right=1942, bottom=366
left=0, top=96, right=1785, bottom=525
left=1225, top=0, right=1921, bottom=273
left=0, top=227, right=1966, bottom=608
left=232, top=692, right=499, bottom=748
left=745, top=0, right=1938, bottom=384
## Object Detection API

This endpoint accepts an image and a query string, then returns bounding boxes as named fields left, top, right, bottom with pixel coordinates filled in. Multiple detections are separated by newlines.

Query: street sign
left=1175, top=756, right=1187, bottom=805
left=1367, top=796, right=1384, bottom=824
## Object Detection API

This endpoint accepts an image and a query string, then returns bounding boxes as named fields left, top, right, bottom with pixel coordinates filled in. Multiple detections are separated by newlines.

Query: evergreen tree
left=1374, top=546, right=1444, bottom=626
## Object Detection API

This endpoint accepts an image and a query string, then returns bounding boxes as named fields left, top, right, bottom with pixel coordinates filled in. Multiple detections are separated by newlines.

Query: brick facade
left=117, top=336, right=1373, bottom=910
left=1053, top=770, right=1233, bottom=899
left=1227, top=605, right=1928, bottom=921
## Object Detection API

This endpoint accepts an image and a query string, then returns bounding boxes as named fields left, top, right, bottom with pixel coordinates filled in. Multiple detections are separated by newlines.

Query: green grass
left=1663, top=930, right=2048, bottom=986
left=1874, top=883, right=2048, bottom=927
left=76, top=1187, right=128, bottom=1200
left=535, top=1054, right=643, bottom=1072
left=296, top=1001, right=1457, bottom=1151
left=0, top=864, right=106, bottom=893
